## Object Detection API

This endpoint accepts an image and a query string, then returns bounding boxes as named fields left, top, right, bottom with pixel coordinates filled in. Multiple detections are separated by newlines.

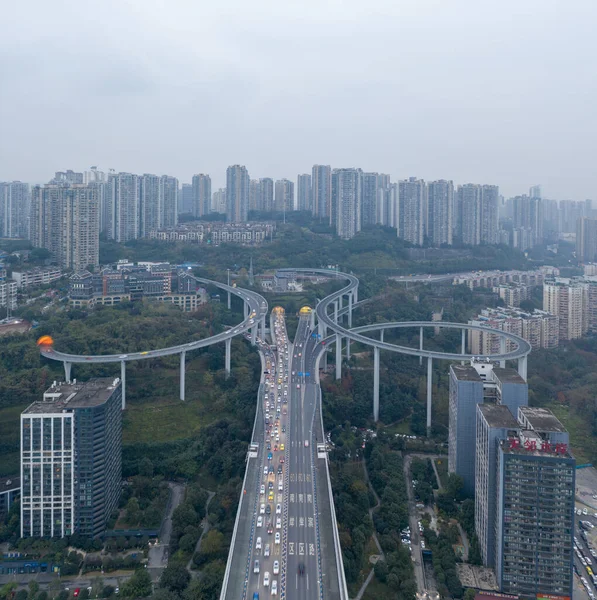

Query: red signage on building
left=507, top=438, right=568, bottom=454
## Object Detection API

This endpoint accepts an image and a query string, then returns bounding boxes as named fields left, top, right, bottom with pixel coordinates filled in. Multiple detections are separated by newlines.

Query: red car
left=73, top=590, right=81, bottom=598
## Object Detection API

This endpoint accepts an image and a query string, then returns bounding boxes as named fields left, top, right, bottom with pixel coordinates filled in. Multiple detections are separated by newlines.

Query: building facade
left=21, top=378, right=122, bottom=538
left=331, top=168, right=362, bottom=239
left=312, top=165, right=331, bottom=220
left=192, top=174, right=211, bottom=218
left=297, top=174, right=312, bottom=212
left=0, top=182, right=30, bottom=238
left=398, top=177, right=425, bottom=245
left=226, top=165, right=250, bottom=222
left=427, top=180, right=453, bottom=246
left=274, top=179, right=294, bottom=213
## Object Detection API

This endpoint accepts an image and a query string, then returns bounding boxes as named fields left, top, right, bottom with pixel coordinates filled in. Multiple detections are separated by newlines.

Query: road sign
left=298, top=372, right=303, bottom=376
left=305, top=372, right=310, bottom=377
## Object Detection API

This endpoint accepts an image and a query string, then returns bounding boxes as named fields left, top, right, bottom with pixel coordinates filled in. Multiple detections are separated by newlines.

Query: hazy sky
left=1, top=0, right=595, bottom=199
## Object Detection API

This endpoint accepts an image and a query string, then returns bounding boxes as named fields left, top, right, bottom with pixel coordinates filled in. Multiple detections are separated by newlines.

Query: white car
left=584, top=508, right=589, bottom=515
left=271, top=580, right=278, bottom=596
left=278, top=481, right=283, bottom=492
left=296, top=384, right=300, bottom=389
left=260, top=485, right=265, bottom=496
left=254, top=560, right=260, bottom=574
left=263, top=572, right=270, bottom=587
left=264, top=544, right=270, bottom=557
left=257, top=516, right=263, bottom=528
left=273, top=560, right=279, bottom=575
left=275, top=532, right=280, bottom=544
left=260, top=503, right=265, bottom=514
left=304, top=440, right=309, bottom=447
left=263, top=467, right=268, bottom=476
left=276, top=517, right=281, bottom=529
left=276, top=503, right=281, bottom=514
left=256, top=537, right=262, bottom=550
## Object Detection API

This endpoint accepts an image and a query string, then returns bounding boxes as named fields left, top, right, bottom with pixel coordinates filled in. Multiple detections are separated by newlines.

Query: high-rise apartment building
left=481, top=185, right=499, bottom=245
left=427, top=180, right=453, bottom=246
left=529, top=184, right=542, bottom=199
left=475, top=403, right=519, bottom=567
left=494, top=408, right=574, bottom=598
left=331, top=168, right=362, bottom=239
left=274, top=179, right=294, bottom=213
left=456, top=184, right=499, bottom=245
left=510, top=195, right=543, bottom=249
left=226, top=165, right=249, bottom=223
left=543, top=278, right=588, bottom=340
left=51, top=170, right=84, bottom=184
left=212, top=188, right=227, bottom=214
left=577, top=217, right=597, bottom=263
left=0, top=182, right=30, bottom=238
left=297, top=174, right=312, bottom=212
left=160, top=175, right=178, bottom=228
left=139, top=174, right=160, bottom=238
left=312, top=165, right=331, bottom=220
left=21, top=378, right=122, bottom=538
left=398, top=177, right=425, bottom=245
left=30, top=184, right=100, bottom=271
left=259, top=178, right=274, bottom=213
left=0, top=279, right=17, bottom=311
left=191, top=174, right=211, bottom=218
left=361, top=173, right=379, bottom=228
left=249, top=179, right=260, bottom=213
left=105, top=173, right=139, bottom=243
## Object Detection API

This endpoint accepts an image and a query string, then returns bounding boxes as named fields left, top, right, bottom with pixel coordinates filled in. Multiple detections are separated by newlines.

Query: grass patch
left=434, top=457, right=449, bottom=488
left=545, top=403, right=597, bottom=465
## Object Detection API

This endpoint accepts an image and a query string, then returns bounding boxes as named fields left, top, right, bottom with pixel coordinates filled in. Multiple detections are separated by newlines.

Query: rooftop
left=492, top=367, right=527, bottom=385
left=518, top=406, right=567, bottom=433
left=23, top=378, right=121, bottom=415
left=450, top=364, right=482, bottom=382
left=478, top=403, right=519, bottom=429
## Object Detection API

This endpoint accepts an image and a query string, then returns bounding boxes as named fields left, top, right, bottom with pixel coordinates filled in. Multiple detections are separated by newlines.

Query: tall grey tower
left=398, top=177, right=425, bottom=245
left=312, top=165, right=331, bottom=220
left=297, top=174, right=312, bottom=212
left=427, top=180, right=453, bottom=246
left=226, top=165, right=250, bottom=223
left=331, top=168, right=362, bottom=239
left=192, top=174, right=211, bottom=218
left=361, top=172, right=379, bottom=227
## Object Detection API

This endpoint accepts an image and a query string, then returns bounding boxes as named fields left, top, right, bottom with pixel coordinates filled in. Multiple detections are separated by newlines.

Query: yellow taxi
left=280, top=444, right=285, bottom=451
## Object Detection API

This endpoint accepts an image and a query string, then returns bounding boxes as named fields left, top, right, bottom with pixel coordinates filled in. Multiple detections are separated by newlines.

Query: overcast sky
left=1, top=0, right=595, bottom=199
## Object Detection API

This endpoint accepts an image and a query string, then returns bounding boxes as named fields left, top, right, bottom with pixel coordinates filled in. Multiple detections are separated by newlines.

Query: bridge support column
left=227, top=291, right=231, bottom=310
left=334, top=300, right=339, bottom=323
left=461, top=329, right=466, bottom=365
left=244, top=303, right=249, bottom=319
left=64, top=361, right=72, bottom=383
left=500, top=338, right=506, bottom=368
left=180, top=351, right=186, bottom=401
left=310, top=310, right=315, bottom=330
left=261, top=315, right=266, bottom=339
left=373, top=347, right=380, bottom=422
left=251, top=325, right=257, bottom=345
left=225, top=337, right=231, bottom=377
left=354, top=286, right=358, bottom=304
left=348, top=292, right=353, bottom=328
left=318, top=322, right=326, bottom=340
left=380, top=329, right=384, bottom=343
left=335, top=334, right=342, bottom=380
left=346, top=338, right=350, bottom=360
left=518, top=355, right=528, bottom=381
left=419, top=326, right=423, bottom=365
left=426, top=357, right=433, bottom=435
left=121, top=361, right=126, bottom=410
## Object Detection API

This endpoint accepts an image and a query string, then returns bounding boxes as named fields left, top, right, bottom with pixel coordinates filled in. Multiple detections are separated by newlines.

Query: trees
left=121, top=568, right=152, bottom=598
left=160, top=564, right=191, bottom=593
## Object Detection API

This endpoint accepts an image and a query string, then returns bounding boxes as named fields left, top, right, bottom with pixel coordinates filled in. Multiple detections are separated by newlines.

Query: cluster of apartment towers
left=449, top=360, right=574, bottom=599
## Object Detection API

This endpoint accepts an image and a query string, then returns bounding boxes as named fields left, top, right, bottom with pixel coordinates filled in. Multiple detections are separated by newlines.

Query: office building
left=0, top=182, right=30, bottom=238
left=312, top=165, right=331, bottom=220
left=180, top=183, right=193, bottom=214
left=361, top=172, right=379, bottom=227
left=331, top=168, right=362, bottom=239
left=259, top=178, right=274, bottom=213
left=30, top=184, right=100, bottom=272
left=427, top=180, right=453, bottom=246
left=297, top=174, right=312, bottom=212
left=448, top=365, right=485, bottom=495
left=105, top=173, right=139, bottom=242
left=577, top=217, right=597, bottom=263
left=21, top=378, right=122, bottom=538
left=226, top=165, right=249, bottom=222
left=475, top=403, right=519, bottom=567
left=192, top=174, right=211, bottom=218
left=495, top=408, right=574, bottom=597
left=398, top=177, right=425, bottom=245
left=274, top=179, right=294, bottom=213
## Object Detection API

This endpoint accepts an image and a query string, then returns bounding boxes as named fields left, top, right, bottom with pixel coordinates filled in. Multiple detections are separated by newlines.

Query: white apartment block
left=543, top=278, right=590, bottom=340
left=12, top=268, right=63, bottom=289
left=454, top=266, right=559, bottom=290
left=492, top=283, right=533, bottom=307
left=0, top=280, right=17, bottom=310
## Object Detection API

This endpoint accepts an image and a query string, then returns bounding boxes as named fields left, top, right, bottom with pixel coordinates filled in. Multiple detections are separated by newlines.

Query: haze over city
left=2, top=0, right=596, bottom=199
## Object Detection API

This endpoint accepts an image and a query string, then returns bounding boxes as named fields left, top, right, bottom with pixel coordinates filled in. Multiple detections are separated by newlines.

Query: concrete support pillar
left=348, top=292, right=353, bottom=328
left=346, top=338, right=350, bottom=360
left=419, top=326, right=424, bottom=365
left=373, top=347, right=380, bottom=422
left=251, top=325, right=257, bottom=345
left=310, top=310, right=316, bottom=330
left=461, top=329, right=466, bottom=365
left=500, top=337, right=506, bottom=368
left=354, top=286, right=358, bottom=304
left=225, top=337, right=232, bottom=377
left=227, top=291, right=231, bottom=310
left=64, top=361, right=72, bottom=383
left=121, top=361, right=126, bottom=410
left=426, top=357, right=433, bottom=435
left=518, top=355, right=528, bottom=381
left=180, top=351, right=186, bottom=401
left=338, top=295, right=343, bottom=311
left=380, top=329, right=384, bottom=343
left=334, top=300, right=339, bottom=323
left=318, top=322, right=326, bottom=340
left=261, top=315, right=266, bottom=339
left=244, top=303, right=249, bottom=319
left=335, top=334, right=342, bottom=380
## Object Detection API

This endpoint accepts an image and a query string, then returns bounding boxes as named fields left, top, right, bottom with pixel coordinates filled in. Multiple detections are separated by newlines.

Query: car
left=265, top=504, right=271, bottom=515
left=268, top=481, right=274, bottom=489
left=260, top=503, right=265, bottom=514
left=298, top=563, right=305, bottom=576
left=253, top=592, right=260, bottom=600
left=273, top=560, right=280, bottom=575
left=282, top=426, right=286, bottom=433
left=260, top=485, right=265, bottom=495
left=268, top=491, right=274, bottom=501
left=278, top=481, right=283, bottom=491
left=73, top=590, right=81, bottom=598
left=275, top=532, right=280, bottom=544
left=584, top=508, right=589, bottom=515
left=263, top=466, right=268, bottom=476
left=271, top=580, right=278, bottom=596
left=257, top=516, right=263, bottom=527
left=256, top=537, right=262, bottom=550
left=115, top=589, right=119, bottom=595
left=254, top=560, right=260, bottom=574
left=276, top=517, right=282, bottom=529
left=267, top=524, right=274, bottom=534
left=297, top=383, right=300, bottom=389
left=280, top=457, right=285, bottom=464
left=263, top=572, right=270, bottom=587
left=119, top=355, right=127, bottom=359
left=268, top=452, right=273, bottom=460
left=264, top=543, right=270, bottom=557
left=304, top=440, right=309, bottom=447
left=140, top=351, right=149, bottom=355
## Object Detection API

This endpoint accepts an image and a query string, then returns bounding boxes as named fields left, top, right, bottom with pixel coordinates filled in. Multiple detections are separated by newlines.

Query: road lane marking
left=299, top=543, right=305, bottom=555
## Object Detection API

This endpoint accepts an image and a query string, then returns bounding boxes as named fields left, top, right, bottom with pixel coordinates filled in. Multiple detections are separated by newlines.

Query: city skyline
left=1, top=1, right=596, bottom=200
